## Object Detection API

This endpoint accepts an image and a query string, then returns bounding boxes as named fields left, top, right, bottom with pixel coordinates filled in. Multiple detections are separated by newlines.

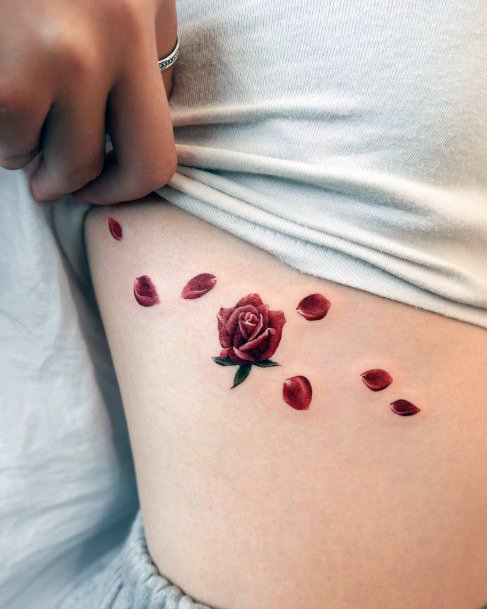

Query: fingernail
left=31, top=183, right=65, bottom=203
left=32, top=192, right=60, bottom=204
left=30, top=180, right=49, bottom=203
left=33, top=193, right=56, bottom=204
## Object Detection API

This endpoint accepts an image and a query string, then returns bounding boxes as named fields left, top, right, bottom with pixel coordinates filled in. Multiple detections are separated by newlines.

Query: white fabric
left=0, top=165, right=138, bottom=609
left=155, top=0, right=487, bottom=327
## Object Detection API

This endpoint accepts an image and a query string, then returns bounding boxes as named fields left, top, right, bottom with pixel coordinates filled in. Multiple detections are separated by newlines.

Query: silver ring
left=158, top=36, right=180, bottom=72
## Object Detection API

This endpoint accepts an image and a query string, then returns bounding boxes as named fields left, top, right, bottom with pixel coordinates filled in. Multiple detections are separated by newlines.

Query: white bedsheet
left=0, top=163, right=138, bottom=609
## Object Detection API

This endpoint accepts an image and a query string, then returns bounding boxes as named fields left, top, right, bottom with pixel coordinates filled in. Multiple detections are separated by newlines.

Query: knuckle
left=71, top=46, right=98, bottom=76
left=0, top=158, right=23, bottom=170
left=111, top=0, right=145, bottom=40
left=150, top=152, right=178, bottom=188
left=130, top=151, right=178, bottom=194
left=38, top=27, right=97, bottom=77
left=61, top=40, right=97, bottom=76
left=42, top=159, right=103, bottom=198
left=65, top=159, right=104, bottom=190
left=0, top=151, right=35, bottom=170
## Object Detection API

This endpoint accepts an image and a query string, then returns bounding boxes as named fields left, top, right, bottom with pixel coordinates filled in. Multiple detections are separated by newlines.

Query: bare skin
left=0, top=0, right=177, bottom=204
left=86, top=199, right=487, bottom=609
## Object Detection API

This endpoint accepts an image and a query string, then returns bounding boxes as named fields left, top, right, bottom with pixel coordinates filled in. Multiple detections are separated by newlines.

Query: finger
left=71, top=36, right=177, bottom=205
left=0, top=84, right=51, bottom=170
left=29, top=86, right=107, bottom=202
left=159, top=50, right=175, bottom=99
left=155, top=0, right=178, bottom=97
left=0, top=145, right=41, bottom=170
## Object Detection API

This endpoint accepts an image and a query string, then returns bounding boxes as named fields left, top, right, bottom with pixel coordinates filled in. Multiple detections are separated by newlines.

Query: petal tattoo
left=134, top=275, right=160, bottom=307
left=181, top=273, right=217, bottom=299
left=108, top=217, right=123, bottom=240
left=390, top=399, right=421, bottom=416
left=296, top=293, right=330, bottom=320
left=361, top=369, right=393, bottom=391
left=283, top=376, right=312, bottom=410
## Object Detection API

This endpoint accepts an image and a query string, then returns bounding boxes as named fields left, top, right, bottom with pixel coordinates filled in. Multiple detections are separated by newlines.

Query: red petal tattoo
left=296, top=293, right=331, bottom=320
left=108, top=217, right=123, bottom=240
left=361, top=369, right=393, bottom=391
left=181, top=273, right=217, bottom=299
left=390, top=399, right=421, bottom=416
left=134, top=275, right=160, bottom=307
left=283, top=376, right=312, bottom=410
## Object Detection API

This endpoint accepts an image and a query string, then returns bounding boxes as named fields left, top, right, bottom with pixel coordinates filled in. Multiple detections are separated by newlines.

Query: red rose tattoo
left=213, top=293, right=286, bottom=388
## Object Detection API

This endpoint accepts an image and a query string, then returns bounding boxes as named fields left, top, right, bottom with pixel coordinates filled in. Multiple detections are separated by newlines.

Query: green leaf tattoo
left=213, top=355, right=280, bottom=388
left=231, top=363, right=252, bottom=388
left=253, top=359, right=280, bottom=367
left=213, top=356, right=237, bottom=366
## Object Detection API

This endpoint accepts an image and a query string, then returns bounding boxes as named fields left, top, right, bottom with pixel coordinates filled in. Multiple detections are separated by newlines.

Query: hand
left=0, top=0, right=178, bottom=204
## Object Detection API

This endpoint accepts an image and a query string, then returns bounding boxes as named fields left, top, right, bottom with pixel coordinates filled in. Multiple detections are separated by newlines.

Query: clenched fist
left=0, top=0, right=178, bottom=204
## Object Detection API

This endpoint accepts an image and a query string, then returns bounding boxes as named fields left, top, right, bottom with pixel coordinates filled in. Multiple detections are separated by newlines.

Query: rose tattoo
left=213, top=293, right=286, bottom=388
